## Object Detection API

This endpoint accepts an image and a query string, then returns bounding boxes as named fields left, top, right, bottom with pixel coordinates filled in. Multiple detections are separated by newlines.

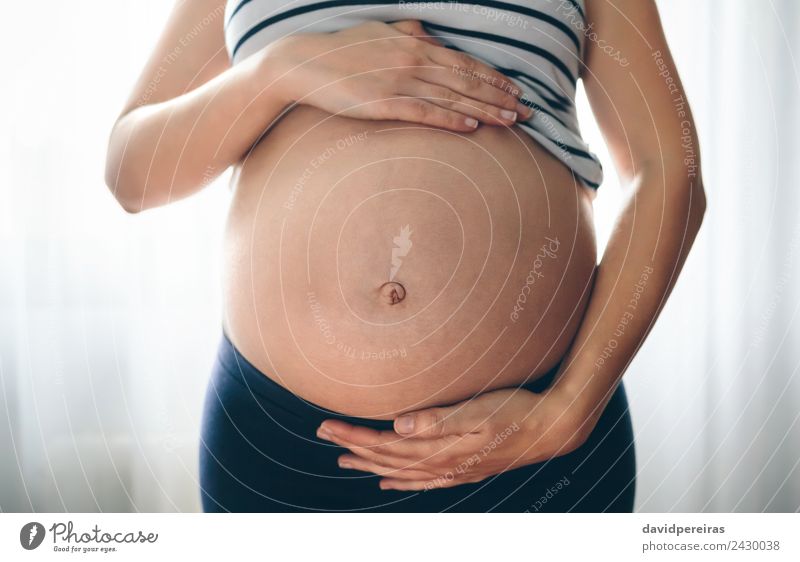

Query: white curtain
left=0, top=1, right=226, bottom=512
left=1, top=0, right=798, bottom=512
left=612, top=0, right=800, bottom=511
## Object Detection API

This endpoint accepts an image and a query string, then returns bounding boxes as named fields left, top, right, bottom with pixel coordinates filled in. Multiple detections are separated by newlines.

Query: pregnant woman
left=105, top=0, right=705, bottom=512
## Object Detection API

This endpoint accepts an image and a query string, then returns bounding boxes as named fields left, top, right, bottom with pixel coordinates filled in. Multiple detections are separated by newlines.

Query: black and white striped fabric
left=224, top=0, right=603, bottom=189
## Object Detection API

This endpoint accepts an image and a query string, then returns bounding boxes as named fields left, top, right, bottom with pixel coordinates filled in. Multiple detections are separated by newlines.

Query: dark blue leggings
left=199, top=330, right=636, bottom=512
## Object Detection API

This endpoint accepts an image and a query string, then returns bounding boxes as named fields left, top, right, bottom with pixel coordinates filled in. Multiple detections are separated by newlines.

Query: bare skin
left=104, top=8, right=527, bottom=212
left=318, top=0, right=707, bottom=491
left=223, top=103, right=596, bottom=417
left=105, top=2, right=594, bottom=417
left=106, top=0, right=705, bottom=490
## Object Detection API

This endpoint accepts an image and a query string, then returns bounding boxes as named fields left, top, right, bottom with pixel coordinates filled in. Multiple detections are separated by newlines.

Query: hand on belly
left=223, top=105, right=597, bottom=418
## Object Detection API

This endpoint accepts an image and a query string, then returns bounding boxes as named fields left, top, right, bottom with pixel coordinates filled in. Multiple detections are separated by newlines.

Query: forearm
left=105, top=43, right=292, bottom=212
left=550, top=163, right=706, bottom=433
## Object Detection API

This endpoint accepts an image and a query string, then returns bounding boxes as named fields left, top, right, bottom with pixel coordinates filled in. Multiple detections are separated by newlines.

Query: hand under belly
left=222, top=105, right=597, bottom=418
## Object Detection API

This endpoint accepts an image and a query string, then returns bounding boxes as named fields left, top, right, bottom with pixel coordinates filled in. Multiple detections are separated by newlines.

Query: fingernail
left=395, top=415, right=415, bottom=434
left=465, top=117, right=479, bottom=128
left=339, top=460, right=352, bottom=469
left=317, top=428, right=332, bottom=440
left=500, top=109, right=517, bottom=121
left=516, top=102, right=532, bottom=118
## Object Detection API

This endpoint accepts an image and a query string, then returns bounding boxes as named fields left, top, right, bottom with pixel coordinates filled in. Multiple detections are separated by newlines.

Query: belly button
left=378, top=282, right=406, bottom=305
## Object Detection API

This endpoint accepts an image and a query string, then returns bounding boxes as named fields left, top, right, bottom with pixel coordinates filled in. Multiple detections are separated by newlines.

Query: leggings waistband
left=215, top=329, right=562, bottom=431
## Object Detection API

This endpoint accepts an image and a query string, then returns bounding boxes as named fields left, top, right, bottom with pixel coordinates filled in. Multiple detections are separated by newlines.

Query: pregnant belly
left=222, top=105, right=597, bottom=418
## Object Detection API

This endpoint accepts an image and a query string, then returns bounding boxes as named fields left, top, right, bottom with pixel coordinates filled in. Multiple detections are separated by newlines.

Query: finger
left=319, top=420, right=458, bottom=459
left=319, top=428, right=440, bottom=467
left=402, top=80, right=518, bottom=126
left=389, top=19, right=442, bottom=46
left=337, top=455, right=439, bottom=480
left=434, top=47, right=524, bottom=97
left=417, top=66, right=529, bottom=120
left=332, top=435, right=418, bottom=468
left=373, top=97, right=481, bottom=132
left=427, top=49, right=532, bottom=117
left=319, top=420, right=405, bottom=450
left=393, top=404, right=484, bottom=439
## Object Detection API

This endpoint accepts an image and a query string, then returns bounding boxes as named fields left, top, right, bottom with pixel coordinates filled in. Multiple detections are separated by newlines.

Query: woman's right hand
left=266, top=20, right=532, bottom=132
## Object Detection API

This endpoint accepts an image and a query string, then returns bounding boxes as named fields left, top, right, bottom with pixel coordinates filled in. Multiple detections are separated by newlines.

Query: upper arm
left=118, top=0, right=230, bottom=118
left=581, top=0, right=700, bottom=184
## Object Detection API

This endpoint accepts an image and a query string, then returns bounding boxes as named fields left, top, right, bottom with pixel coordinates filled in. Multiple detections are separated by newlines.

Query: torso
left=222, top=105, right=597, bottom=418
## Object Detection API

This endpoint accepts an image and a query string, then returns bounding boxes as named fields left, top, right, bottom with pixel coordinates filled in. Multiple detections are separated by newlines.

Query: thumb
left=389, top=19, right=442, bottom=46
left=394, top=405, right=475, bottom=438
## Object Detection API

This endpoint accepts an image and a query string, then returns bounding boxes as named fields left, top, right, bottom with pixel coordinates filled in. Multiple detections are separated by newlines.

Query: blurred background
left=1, top=0, right=798, bottom=512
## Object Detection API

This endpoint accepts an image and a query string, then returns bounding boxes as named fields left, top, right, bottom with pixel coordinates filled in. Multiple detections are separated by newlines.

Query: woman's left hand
left=316, top=386, right=598, bottom=491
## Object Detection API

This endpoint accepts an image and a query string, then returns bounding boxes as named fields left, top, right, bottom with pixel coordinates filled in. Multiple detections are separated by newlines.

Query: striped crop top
left=224, top=0, right=603, bottom=189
